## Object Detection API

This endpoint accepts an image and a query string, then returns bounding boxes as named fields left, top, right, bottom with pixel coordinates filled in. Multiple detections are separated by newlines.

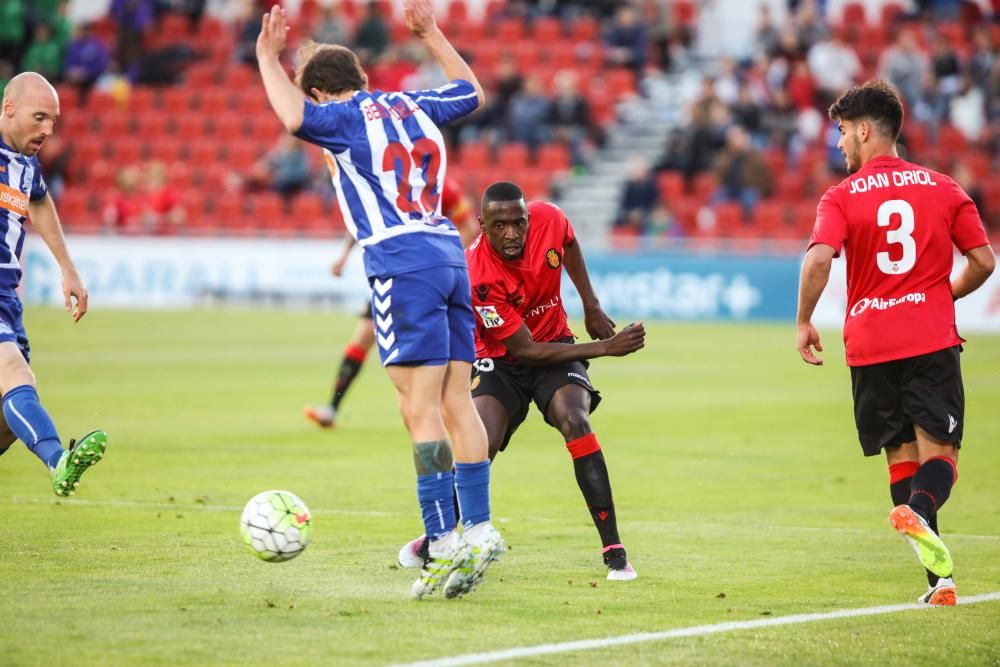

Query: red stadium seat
left=518, top=169, right=549, bottom=200
left=135, top=112, right=170, bottom=139
left=224, top=141, right=260, bottom=167
left=881, top=3, right=905, bottom=26
left=161, top=87, right=192, bottom=115
left=671, top=0, right=697, bottom=27
left=658, top=171, right=685, bottom=203
left=605, top=68, right=637, bottom=99
left=197, top=88, right=233, bottom=115
left=536, top=143, right=571, bottom=172
left=212, top=112, right=247, bottom=142
left=187, top=140, right=223, bottom=164
left=147, top=140, right=184, bottom=165
left=457, top=141, right=490, bottom=169
left=751, top=199, right=785, bottom=235
left=196, top=16, right=224, bottom=43
left=496, top=143, right=529, bottom=170
left=446, top=0, right=468, bottom=23
left=128, top=87, right=157, bottom=113
left=57, top=188, right=93, bottom=226
left=713, top=203, right=744, bottom=236
left=248, top=193, right=287, bottom=232
left=96, top=111, right=130, bottom=136
left=223, top=66, right=256, bottom=90
left=111, top=138, right=145, bottom=165
left=88, top=159, right=115, bottom=190
left=962, top=152, right=989, bottom=181
left=776, top=172, right=805, bottom=201
left=484, top=0, right=505, bottom=19
left=840, top=2, right=866, bottom=26
left=532, top=17, right=562, bottom=42
left=291, top=192, right=326, bottom=233
left=570, top=16, right=599, bottom=42
left=512, top=42, right=539, bottom=71
left=174, top=114, right=207, bottom=140
left=938, top=124, right=968, bottom=152
left=546, top=41, right=576, bottom=69
left=670, top=196, right=699, bottom=235
left=693, top=172, right=715, bottom=203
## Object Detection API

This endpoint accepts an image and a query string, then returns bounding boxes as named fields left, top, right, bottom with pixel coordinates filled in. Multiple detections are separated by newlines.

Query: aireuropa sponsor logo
left=850, top=291, right=926, bottom=316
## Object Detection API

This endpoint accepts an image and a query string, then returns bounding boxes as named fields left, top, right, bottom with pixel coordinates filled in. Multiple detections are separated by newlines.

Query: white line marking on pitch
left=390, top=592, right=1000, bottom=667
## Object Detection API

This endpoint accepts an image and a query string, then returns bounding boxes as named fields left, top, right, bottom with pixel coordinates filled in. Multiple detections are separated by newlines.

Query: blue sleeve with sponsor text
left=403, top=80, right=479, bottom=126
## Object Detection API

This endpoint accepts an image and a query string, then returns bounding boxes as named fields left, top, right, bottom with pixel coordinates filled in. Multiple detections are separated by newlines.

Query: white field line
left=390, top=592, right=1000, bottom=667
left=3, top=496, right=1000, bottom=541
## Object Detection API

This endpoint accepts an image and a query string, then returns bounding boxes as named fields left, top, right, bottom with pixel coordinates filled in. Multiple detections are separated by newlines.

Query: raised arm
left=796, top=243, right=835, bottom=365
left=256, top=6, right=306, bottom=133
left=28, top=194, right=88, bottom=321
left=404, top=0, right=485, bottom=109
left=562, top=238, right=615, bottom=340
left=500, top=322, right=645, bottom=366
left=952, top=245, right=996, bottom=300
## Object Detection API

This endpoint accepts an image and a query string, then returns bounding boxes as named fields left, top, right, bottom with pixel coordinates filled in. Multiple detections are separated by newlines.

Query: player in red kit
left=305, top=177, right=477, bottom=429
left=398, top=181, right=646, bottom=580
left=796, top=80, right=996, bottom=605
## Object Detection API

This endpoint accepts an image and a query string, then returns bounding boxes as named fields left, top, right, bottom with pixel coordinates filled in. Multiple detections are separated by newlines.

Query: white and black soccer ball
left=239, top=490, right=313, bottom=562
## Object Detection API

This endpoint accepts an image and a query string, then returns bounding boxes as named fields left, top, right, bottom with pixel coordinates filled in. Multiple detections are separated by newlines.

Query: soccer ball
left=239, top=490, right=313, bottom=562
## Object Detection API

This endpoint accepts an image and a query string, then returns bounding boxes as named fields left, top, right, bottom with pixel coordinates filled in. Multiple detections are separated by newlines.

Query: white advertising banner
left=813, top=253, right=1000, bottom=333
left=21, top=235, right=371, bottom=309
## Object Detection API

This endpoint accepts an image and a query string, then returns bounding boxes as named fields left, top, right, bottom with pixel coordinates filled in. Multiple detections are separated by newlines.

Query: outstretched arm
left=952, top=245, right=996, bottom=300
left=404, top=0, right=485, bottom=109
left=562, top=238, right=615, bottom=339
left=331, top=235, right=357, bottom=276
left=500, top=322, right=645, bottom=366
left=796, top=243, right=835, bottom=365
left=28, top=195, right=88, bottom=322
left=256, top=6, right=305, bottom=133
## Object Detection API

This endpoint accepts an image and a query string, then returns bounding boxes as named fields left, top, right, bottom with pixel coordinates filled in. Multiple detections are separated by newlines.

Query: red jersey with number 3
left=466, top=201, right=576, bottom=359
left=808, top=155, right=988, bottom=366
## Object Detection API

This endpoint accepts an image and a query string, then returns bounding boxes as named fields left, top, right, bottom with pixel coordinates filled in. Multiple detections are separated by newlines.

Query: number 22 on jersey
left=877, top=199, right=916, bottom=275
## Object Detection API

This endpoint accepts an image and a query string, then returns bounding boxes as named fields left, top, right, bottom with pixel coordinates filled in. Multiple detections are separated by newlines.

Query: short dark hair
left=297, top=45, right=366, bottom=98
left=828, top=79, right=904, bottom=141
left=481, top=181, right=524, bottom=211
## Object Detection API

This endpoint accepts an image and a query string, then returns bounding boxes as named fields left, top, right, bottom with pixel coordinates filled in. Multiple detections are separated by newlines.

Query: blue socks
left=416, top=471, right=457, bottom=541
left=3, top=385, right=62, bottom=469
left=455, top=460, right=491, bottom=529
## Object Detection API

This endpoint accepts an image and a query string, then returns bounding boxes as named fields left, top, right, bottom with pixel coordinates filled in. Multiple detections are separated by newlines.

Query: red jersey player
left=796, top=80, right=995, bottom=605
left=397, top=181, right=646, bottom=580
left=305, top=176, right=477, bottom=428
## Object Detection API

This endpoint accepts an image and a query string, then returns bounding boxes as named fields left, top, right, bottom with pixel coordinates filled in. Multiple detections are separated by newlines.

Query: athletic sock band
left=566, top=433, right=600, bottom=459
left=888, top=461, right=919, bottom=485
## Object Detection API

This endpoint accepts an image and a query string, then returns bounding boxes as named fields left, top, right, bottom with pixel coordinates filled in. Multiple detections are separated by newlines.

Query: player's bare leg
left=440, top=360, right=504, bottom=599
left=386, top=363, right=471, bottom=598
left=305, top=318, right=376, bottom=428
left=547, top=384, right=636, bottom=581
left=888, top=429, right=958, bottom=597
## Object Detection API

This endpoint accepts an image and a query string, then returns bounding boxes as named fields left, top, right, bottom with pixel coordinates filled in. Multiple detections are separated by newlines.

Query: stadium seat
left=457, top=141, right=490, bottom=169
left=751, top=200, right=785, bottom=235
left=186, top=63, right=219, bottom=89
left=671, top=0, right=697, bottom=27
left=484, top=0, right=505, bottom=19
left=135, top=112, right=171, bottom=140
left=693, top=172, right=715, bottom=203
left=57, top=188, right=93, bottom=226
left=249, top=193, right=288, bottom=233
left=658, top=171, right=685, bottom=203
left=128, top=87, right=158, bottom=113
left=605, top=69, right=637, bottom=99
left=496, top=143, right=529, bottom=170
left=546, top=41, right=576, bottom=69
left=880, top=3, right=905, bottom=26
left=88, top=159, right=115, bottom=190
left=512, top=42, right=539, bottom=71
left=195, top=16, right=224, bottom=43
left=938, top=124, right=968, bottom=152
left=537, top=143, right=571, bottom=172
left=776, top=173, right=805, bottom=201
left=570, top=16, right=599, bottom=42
left=714, top=203, right=744, bottom=236
left=670, top=196, right=699, bottom=234
left=291, top=192, right=326, bottom=234
left=111, top=138, right=145, bottom=165
left=518, top=169, right=549, bottom=201
left=223, top=66, right=256, bottom=91
left=198, top=88, right=233, bottom=115
left=147, top=141, right=184, bottom=165
left=446, top=0, right=468, bottom=23
left=174, top=114, right=207, bottom=140
left=96, top=111, right=130, bottom=136
left=840, top=2, right=866, bottom=26
left=212, top=112, right=247, bottom=142
left=532, top=17, right=562, bottom=42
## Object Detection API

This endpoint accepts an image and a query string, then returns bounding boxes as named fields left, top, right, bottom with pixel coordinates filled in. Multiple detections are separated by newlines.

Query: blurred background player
left=305, top=176, right=478, bottom=429
left=796, top=79, right=995, bottom=606
left=256, top=1, right=503, bottom=600
left=399, top=181, right=646, bottom=581
left=0, top=72, right=107, bottom=496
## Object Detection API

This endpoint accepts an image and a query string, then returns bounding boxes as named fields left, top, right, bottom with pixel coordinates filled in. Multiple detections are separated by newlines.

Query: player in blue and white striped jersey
left=0, top=72, right=108, bottom=496
left=256, top=0, right=503, bottom=600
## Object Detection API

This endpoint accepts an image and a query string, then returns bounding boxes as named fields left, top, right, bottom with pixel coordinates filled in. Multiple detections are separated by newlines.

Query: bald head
left=1, top=72, right=59, bottom=157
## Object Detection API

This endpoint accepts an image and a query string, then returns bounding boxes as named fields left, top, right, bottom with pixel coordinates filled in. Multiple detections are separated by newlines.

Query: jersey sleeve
left=405, top=79, right=479, bottom=126
left=947, top=178, right=989, bottom=252
left=807, top=187, right=847, bottom=256
left=471, top=277, right=523, bottom=344
left=29, top=162, right=48, bottom=201
left=294, top=99, right=357, bottom=151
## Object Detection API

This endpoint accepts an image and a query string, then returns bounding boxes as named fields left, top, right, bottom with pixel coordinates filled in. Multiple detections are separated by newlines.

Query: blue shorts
left=369, top=266, right=475, bottom=366
left=0, top=294, right=29, bottom=363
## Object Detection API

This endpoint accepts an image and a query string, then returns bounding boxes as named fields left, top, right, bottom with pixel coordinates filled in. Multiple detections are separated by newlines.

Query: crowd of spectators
left=616, top=0, right=997, bottom=241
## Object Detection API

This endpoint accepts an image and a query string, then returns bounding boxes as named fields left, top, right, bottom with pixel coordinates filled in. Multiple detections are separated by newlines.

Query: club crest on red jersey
left=546, top=248, right=561, bottom=269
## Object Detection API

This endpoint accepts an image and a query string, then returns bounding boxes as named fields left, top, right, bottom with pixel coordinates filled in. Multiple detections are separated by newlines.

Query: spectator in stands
left=731, top=82, right=764, bottom=144
left=111, top=0, right=155, bottom=76
left=951, top=160, right=985, bottom=223
left=354, top=1, right=389, bottom=61
left=615, top=157, right=658, bottom=233
left=807, top=31, right=861, bottom=107
left=712, top=125, right=772, bottom=218
left=506, top=74, right=550, bottom=148
left=754, top=5, right=780, bottom=57
left=63, top=23, right=111, bottom=104
left=103, top=165, right=144, bottom=232
left=37, top=132, right=70, bottom=201
left=547, top=69, right=599, bottom=167
left=312, top=4, right=349, bottom=47
left=248, top=133, right=311, bottom=199
left=968, top=26, right=995, bottom=93
left=950, top=74, right=986, bottom=142
left=879, top=30, right=927, bottom=108
left=234, top=0, right=260, bottom=66
left=792, top=0, right=827, bottom=51
left=787, top=60, right=816, bottom=111
left=477, top=55, right=521, bottom=137
left=142, top=161, right=184, bottom=232
left=604, top=4, right=646, bottom=76
left=0, top=0, right=26, bottom=66
left=762, top=88, right=799, bottom=151
left=20, top=23, right=64, bottom=82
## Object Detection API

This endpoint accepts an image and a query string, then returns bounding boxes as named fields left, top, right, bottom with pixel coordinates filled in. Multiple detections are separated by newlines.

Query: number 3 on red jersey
left=877, top=199, right=916, bottom=275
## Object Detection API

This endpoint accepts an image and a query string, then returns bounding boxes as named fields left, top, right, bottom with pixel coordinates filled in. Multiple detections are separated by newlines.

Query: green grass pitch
left=1, top=308, right=998, bottom=666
